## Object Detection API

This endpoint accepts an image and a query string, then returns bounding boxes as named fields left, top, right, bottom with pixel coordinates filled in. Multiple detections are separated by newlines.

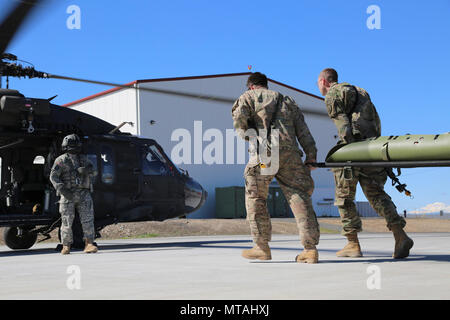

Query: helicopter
left=0, top=0, right=231, bottom=250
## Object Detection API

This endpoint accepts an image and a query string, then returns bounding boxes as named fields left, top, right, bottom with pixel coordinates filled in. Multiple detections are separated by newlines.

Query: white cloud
left=410, top=202, right=450, bottom=214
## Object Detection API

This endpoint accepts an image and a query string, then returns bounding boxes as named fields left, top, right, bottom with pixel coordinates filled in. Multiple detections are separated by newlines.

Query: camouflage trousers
left=59, top=189, right=95, bottom=246
left=244, top=149, right=320, bottom=248
left=333, top=167, right=406, bottom=236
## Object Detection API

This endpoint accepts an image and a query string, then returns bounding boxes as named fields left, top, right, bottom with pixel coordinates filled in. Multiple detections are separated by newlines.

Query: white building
left=64, top=72, right=343, bottom=218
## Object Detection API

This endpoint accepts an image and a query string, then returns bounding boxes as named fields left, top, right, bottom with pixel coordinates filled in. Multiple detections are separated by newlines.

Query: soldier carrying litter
left=317, top=68, right=414, bottom=259
left=50, top=134, right=98, bottom=255
left=232, top=72, right=321, bottom=263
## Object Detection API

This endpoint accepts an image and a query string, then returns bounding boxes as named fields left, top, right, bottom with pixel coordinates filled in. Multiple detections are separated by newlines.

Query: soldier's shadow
left=250, top=255, right=450, bottom=264
left=317, top=254, right=450, bottom=263
left=249, top=247, right=450, bottom=264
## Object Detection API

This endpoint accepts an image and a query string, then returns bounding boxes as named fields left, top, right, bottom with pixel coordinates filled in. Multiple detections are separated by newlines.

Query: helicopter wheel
left=3, top=227, right=38, bottom=250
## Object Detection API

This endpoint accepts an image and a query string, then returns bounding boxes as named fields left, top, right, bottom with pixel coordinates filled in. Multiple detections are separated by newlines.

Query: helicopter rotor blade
left=0, top=0, right=328, bottom=117
left=48, top=73, right=329, bottom=117
left=0, top=0, right=45, bottom=55
left=48, top=73, right=236, bottom=104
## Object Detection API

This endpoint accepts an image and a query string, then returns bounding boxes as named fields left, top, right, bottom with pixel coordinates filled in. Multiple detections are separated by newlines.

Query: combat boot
left=241, top=242, right=271, bottom=260
left=391, top=224, right=414, bottom=259
left=84, top=240, right=98, bottom=253
left=336, top=233, right=362, bottom=257
left=295, top=245, right=319, bottom=264
left=61, top=245, right=70, bottom=255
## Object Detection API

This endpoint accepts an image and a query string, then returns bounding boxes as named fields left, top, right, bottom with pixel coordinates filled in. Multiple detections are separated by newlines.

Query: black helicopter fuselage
left=0, top=0, right=210, bottom=250
left=0, top=89, right=207, bottom=249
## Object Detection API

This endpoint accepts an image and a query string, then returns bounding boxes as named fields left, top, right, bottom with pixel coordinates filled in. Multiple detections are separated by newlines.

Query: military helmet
left=61, top=134, right=82, bottom=153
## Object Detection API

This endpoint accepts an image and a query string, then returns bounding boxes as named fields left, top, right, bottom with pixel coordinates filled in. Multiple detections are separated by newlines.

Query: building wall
left=71, top=88, right=139, bottom=135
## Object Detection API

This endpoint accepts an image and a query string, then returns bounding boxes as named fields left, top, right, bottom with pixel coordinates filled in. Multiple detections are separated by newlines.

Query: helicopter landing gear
left=3, top=226, right=38, bottom=250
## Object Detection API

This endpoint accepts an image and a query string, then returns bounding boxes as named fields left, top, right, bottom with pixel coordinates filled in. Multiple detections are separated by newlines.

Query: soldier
left=317, top=68, right=414, bottom=259
left=232, top=72, right=320, bottom=263
left=50, top=134, right=98, bottom=255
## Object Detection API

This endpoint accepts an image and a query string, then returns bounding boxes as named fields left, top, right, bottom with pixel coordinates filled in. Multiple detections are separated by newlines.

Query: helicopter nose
left=184, top=177, right=207, bottom=213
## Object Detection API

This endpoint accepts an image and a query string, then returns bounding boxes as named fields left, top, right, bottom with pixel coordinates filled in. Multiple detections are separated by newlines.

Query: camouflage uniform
left=50, top=153, right=96, bottom=246
left=232, top=88, right=320, bottom=248
left=325, top=82, right=406, bottom=235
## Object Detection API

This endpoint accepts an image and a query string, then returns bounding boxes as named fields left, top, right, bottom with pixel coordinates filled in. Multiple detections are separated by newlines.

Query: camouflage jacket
left=50, top=153, right=95, bottom=196
left=232, top=88, right=317, bottom=164
left=325, top=82, right=381, bottom=143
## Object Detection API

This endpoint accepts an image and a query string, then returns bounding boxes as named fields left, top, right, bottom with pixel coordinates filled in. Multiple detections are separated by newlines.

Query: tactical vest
left=57, top=154, right=92, bottom=190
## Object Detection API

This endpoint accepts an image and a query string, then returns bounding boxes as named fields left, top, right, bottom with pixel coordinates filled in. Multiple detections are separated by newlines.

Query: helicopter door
left=140, top=144, right=183, bottom=217
left=112, top=141, right=140, bottom=205
left=141, top=145, right=170, bottom=200
left=114, top=142, right=140, bottom=197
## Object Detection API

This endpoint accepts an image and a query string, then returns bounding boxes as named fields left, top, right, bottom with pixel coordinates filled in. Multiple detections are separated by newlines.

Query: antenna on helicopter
left=109, top=122, right=134, bottom=134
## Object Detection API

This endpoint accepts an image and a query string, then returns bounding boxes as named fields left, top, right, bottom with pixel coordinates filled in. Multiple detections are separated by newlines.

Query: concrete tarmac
left=0, top=233, right=449, bottom=300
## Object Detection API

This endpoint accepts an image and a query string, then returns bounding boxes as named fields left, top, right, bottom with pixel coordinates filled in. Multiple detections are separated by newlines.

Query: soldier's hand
left=304, top=159, right=317, bottom=171
left=59, top=188, right=74, bottom=201
left=343, top=133, right=356, bottom=144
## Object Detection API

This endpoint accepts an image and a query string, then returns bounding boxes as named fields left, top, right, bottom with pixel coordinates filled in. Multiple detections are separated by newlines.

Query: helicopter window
left=87, top=153, right=98, bottom=181
left=142, top=147, right=168, bottom=176
left=85, top=144, right=98, bottom=181
left=149, top=145, right=167, bottom=163
left=100, top=146, right=114, bottom=184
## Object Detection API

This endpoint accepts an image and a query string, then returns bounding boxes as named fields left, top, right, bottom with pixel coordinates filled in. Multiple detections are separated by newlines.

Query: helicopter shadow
left=0, top=238, right=307, bottom=256
left=96, top=239, right=351, bottom=255
left=0, top=247, right=58, bottom=257
left=0, top=239, right=255, bottom=257
left=97, top=239, right=255, bottom=254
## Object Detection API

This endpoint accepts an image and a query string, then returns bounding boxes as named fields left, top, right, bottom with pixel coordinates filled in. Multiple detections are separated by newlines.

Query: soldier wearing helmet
left=50, top=134, right=98, bottom=254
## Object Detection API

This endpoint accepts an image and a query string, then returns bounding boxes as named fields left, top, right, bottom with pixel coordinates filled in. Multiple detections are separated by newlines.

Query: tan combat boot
left=61, top=245, right=70, bottom=255
left=295, top=245, right=319, bottom=264
left=84, top=240, right=98, bottom=253
left=241, top=242, right=271, bottom=260
left=391, top=225, right=413, bottom=259
left=336, top=233, right=363, bottom=257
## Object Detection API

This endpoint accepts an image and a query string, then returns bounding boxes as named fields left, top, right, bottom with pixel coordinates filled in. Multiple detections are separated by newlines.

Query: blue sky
left=2, top=0, right=450, bottom=213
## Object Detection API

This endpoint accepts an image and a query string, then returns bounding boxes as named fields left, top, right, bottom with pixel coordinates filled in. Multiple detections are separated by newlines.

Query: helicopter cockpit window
left=142, top=146, right=169, bottom=176
left=100, top=145, right=114, bottom=184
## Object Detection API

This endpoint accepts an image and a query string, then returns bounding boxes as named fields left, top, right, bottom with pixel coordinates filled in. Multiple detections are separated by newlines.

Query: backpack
left=348, top=85, right=381, bottom=140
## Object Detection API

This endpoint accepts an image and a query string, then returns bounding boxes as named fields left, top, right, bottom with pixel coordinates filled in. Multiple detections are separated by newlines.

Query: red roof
left=62, top=72, right=323, bottom=107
